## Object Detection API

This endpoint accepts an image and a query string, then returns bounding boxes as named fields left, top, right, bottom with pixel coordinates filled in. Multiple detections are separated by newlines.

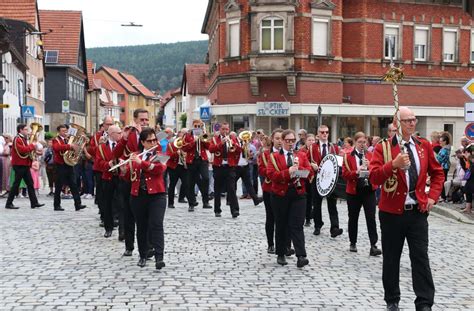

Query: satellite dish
left=4, top=52, right=12, bottom=64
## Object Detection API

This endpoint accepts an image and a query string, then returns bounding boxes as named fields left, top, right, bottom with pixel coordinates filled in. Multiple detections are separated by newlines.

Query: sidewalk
left=431, top=201, right=474, bottom=225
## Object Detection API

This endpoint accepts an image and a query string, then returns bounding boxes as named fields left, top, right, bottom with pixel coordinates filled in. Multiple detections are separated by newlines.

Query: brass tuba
left=238, top=130, right=252, bottom=143
left=28, top=122, right=43, bottom=159
left=63, top=123, right=89, bottom=166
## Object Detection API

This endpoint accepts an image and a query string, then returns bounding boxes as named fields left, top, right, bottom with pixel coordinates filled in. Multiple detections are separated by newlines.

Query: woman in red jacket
left=267, top=129, right=313, bottom=268
left=127, top=128, right=167, bottom=269
left=342, top=132, right=381, bottom=256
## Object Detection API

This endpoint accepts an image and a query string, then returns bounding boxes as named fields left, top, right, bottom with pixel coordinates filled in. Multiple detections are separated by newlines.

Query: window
left=117, top=94, right=125, bottom=102
left=229, top=21, right=240, bottom=57
left=384, top=25, right=399, bottom=60
left=261, top=18, right=284, bottom=53
left=44, top=50, right=59, bottom=64
left=471, top=30, right=474, bottom=63
left=68, top=76, right=73, bottom=99
left=312, top=18, right=329, bottom=56
left=443, top=28, right=457, bottom=62
left=414, top=27, right=429, bottom=61
left=196, top=96, right=205, bottom=107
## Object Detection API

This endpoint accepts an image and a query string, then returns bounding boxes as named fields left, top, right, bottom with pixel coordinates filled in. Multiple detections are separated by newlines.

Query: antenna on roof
left=121, top=22, right=143, bottom=27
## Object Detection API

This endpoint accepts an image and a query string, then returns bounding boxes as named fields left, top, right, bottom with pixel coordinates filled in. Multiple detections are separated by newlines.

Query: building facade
left=181, top=64, right=209, bottom=128
left=202, top=0, right=473, bottom=141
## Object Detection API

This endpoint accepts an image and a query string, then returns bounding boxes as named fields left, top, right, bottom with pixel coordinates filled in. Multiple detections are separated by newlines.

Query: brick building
left=201, top=0, right=473, bottom=141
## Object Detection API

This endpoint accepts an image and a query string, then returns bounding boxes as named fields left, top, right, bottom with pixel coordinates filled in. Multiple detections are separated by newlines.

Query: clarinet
left=291, top=147, right=303, bottom=189
left=360, top=147, right=369, bottom=187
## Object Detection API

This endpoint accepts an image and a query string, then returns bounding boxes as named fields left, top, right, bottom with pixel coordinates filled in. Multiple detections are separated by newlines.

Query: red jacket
left=95, top=142, right=120, bottom=181
left=115, top=130, right=162, bottom=159
left=308, top=142, right=339, bottom=165
left=342, top=150, right=377, bottom=195
left=266, top=150, right=313, bottom=197
left=369, top=136, right=444, bottom=214
left=126, top=151, right=166, bottom=196
left=182, top=132, right=210, bottom=164
left=90, top=131, right=104, bottom=171
left=11, top=135, right=35, bottom=166
left=258, top=150, right=272, bottom=193
left=209, top=134, right=241, bottom=167
left=166, top=142, right=180, bottom=170
left=52, top=136, right=73, bottom=165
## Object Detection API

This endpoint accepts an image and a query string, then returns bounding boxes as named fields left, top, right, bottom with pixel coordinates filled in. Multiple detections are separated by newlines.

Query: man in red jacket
left=5, top=124, right=44, bottom=209
left=52, top=124, right=86, bottom=211
left=370, top=107, right=444, bottom=311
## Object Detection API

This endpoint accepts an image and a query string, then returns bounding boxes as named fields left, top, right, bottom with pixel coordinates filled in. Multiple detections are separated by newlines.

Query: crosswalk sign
left=200, top=106, right=211, bottom=121
left=21, top=106, right=35, bottom=118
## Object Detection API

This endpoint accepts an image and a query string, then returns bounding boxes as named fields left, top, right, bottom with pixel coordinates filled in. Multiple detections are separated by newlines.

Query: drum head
left=316, top=154, right=339, bottom=197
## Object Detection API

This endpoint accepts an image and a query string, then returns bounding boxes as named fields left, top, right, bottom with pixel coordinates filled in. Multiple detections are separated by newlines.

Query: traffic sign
left=213, top=122, right=221, bottom=133
left=462, top=78, right=474, bottom=100
left=21, top=105, right=35, bottom=118
left=465, top=122, right=474, bottom=141
left=0, top=104, right=10, bottom=109
left=200, top=106, right=211, bottom=121
left=466, top=103, right=474, bottom=122
left=61, top=100, right=70, bottom=113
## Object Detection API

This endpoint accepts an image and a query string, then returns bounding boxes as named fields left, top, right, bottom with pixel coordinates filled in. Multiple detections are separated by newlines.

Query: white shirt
left=108, top=140, right=117, bottom=150
left=319, top=141, right=329, bottom=156
left=238, top=152, right=248, bottom=166
left=221, top=135, right=228, bottom=165
left=354, top=149, right=363, bottom=171
left=142, top=148, right=153, bottom=160
left=401, top=137, right=421, bottom=205
left=282, top=148, right=294, bottom=166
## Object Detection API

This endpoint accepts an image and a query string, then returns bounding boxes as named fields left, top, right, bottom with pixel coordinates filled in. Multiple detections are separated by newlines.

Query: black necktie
left=322, top=144, right=327, bottom=158
left=287, top=151, right=293, bottom=168
left=222, top=137, right=228, bottom=160
left=356, top=152, right=363, bottom=166
left=140, top=153, right=152, bottom=190
left=112, top=142, right=116, bottom=150
left=404, top=142, right=418, bottom=201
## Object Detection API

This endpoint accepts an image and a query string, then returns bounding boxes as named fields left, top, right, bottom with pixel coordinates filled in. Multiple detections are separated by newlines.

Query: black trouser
left=305, top=180, right=314, bottom=221
left=379, top=209, right=434, bottom=308
left=251, top=164, right=259, bottom=195
left=263, top=191, right=275, bottom=247
left=54, top=164, right=81, bottom=208
left=94, top=171, right=103, bottom=212
left=168, top=165, right=191, bottom=206
left=271, top=189, right=307, bottom=257
left=6, top=165, right=39, bottom=207
left=441, top=168, right=449, bottom=199
left=102, top=176, right=120, bottom=232
left=131, top=191, right=166, bottom=260
left=313, top=187, right=340, bottom=230
left=236, top=165, right=259, bottom=205
left=347, top=188, right=378, bottom=246
left=213, top=165, right=238, bottom=215
left=187, top=158, right=210, bottom=205
left=119, top=180, right=134, bottom=251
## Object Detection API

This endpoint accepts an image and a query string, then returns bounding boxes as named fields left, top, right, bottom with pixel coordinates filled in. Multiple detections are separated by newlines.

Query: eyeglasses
left=401, top=118, right=417, bottom=124
left=145, top=139, right=157, bottom=143
left=284, top=139, right=297, bottom=143
left=139, top=118, right=149, bottom=122
left=319, top=131, right=329, bottom=134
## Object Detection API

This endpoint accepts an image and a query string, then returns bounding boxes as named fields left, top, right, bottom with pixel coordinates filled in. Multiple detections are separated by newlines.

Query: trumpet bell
left=238, top=130, right=252, bottom=142
left=173, top=137, right=184, bottom=149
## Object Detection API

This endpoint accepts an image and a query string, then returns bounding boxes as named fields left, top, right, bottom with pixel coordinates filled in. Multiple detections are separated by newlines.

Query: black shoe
left=215, top=212, right=221, bottom=217
left=113, top=220, right=119, bottom=227
left=31, top=203, right=44, bottom=208
left=267, top=246, right=275, bottom=254
left=155, top=259, right=166, bottom=270
left=313, top=227, right=321, bottom=236
left=147, top=248, right=155, bottom=259
left=54, top=206, right=65, bottom=211
left=118, top=233, right=125, bottom=242
left=304, top=219, right=311, bottom=227
left=137, top=258, right=146, bottom=268
left=188, top=206, right=194, bottom=212
left=209, top=194, right=214, bottom=201
left=285, top=248, right=295, bottom=257
left=123, top=249, right=133, bottom=256
left=416, top=306, right=431, bottom=311
left=277, top=255, right=288, bottom=266
left=99, top=220, right=104, bottom=227
left=104, top=231, right=112, bottom=238
left=296, top=256, right=309, bottom=268
left=75, top=205, right=86, bottom=211
left=167, top=205, right=175, bottom=209
left=386, top=302, right=399, bottom=311
left=232, top=212, right=239, bottom=218
left=253, top=197, right=263, bottom=206
left=350, top=244, right=357, bottom=252
left=370, top=245, right=382, bottom=256
left=178, top=198, right=188, bottom=204
left=190, top=201, right=198, bottom=207
left=5, top=204, right=19, bottom=209
left=203, top=203, right=212, bottom=209
left=330, top=228, right=343, bottom=238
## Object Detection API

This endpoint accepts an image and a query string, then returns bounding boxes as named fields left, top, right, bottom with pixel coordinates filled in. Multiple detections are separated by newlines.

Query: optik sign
left=256, top=102, right=290, bottom=117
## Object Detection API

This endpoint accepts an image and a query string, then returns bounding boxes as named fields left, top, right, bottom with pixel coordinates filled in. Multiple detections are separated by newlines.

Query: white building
left=1, top=52, right=25, bottom=135
left=181, top=64, right=209, bottom=128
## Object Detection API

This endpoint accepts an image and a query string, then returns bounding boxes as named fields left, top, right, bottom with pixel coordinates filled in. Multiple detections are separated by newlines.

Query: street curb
left=431, top=204, right=474, bottom=225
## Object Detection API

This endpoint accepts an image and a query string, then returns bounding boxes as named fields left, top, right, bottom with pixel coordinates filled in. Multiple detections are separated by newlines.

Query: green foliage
left=87, top=40, right=208, bottom=93
left=179, top=113, right=187, bottom=128
left=44, top=132, right=54, bottom=140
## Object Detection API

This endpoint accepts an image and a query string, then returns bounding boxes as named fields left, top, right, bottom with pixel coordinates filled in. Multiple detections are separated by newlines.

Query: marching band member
left=236, top=130, right=263, bottom=206
left=5, top=124, right=44, bottom=210
left=209, top=122, right=242, bottom=218
left=341, top=132, right=381, bottom=256
left=95, top=125, right=122, bottom=238
left=166, top=129, right=192, bottom=209
left=258, top=129, right=283, bottom=254
left=52, top=124, right=86, bottom=211
left=370, top=107, right=444, bottom=311
left=300, top=134, right=316, bottom=227
left=309, top=125, right=343, bottom=238
left=127, top=128, right=167, bottom=270
left=267, top=129, right=313, bottom=268
left=117, top=108, right=160, bottom=156
left=182, top=120, right=212, bottom=211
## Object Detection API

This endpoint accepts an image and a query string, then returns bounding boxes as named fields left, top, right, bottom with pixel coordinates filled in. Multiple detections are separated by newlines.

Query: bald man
left=387, top=123, right=397, bottom=138
left=370, top=106, right=444, bottom=311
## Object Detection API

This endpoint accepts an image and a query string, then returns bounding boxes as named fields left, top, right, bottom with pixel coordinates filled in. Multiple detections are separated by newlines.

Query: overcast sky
left=37, top=0, right=210, bottom=48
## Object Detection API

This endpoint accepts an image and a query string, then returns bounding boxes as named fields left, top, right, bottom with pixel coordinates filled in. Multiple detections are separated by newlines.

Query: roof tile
left=185, top=64, right=208, bottom=95
left=0, top=0, right=37, bottom=26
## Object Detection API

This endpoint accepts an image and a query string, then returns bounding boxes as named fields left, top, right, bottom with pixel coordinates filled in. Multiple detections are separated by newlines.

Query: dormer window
left=260, top=17, right=284, bottom=53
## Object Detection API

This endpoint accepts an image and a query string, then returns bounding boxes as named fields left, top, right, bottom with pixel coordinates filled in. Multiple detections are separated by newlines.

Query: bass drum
left=316, top=154, right=339, bottom=197
left=333, top=168, right=347, bottom=200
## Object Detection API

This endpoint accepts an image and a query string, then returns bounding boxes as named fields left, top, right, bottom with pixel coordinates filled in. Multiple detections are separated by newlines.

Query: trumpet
left=359, top=147, right=370, bottom=187
left=225, top=135, right=236, bottom=152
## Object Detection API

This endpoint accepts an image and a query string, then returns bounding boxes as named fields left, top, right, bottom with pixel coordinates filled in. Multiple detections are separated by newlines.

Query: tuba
left=29, top=122, right=43, bottom=159
left=239, top=130, right=252, bottom=158
left=63, top=123, right=89, bottom=166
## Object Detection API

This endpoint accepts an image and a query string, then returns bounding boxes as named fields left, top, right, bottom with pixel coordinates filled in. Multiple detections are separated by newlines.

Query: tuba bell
left=63, top=123, right=89, bottom=166
left=238, top=130, right=252, bottom=143
left=29, top=122, right=43, bottom=159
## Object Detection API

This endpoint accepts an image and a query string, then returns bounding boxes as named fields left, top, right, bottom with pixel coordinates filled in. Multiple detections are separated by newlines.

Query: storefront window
left=303, top=116, right=332, bottom=135
left=231, top=115, right=249, bottom=132
left=371, top=117, right=393, bottom=137
left=338, top=116, right=364, bottom=139
left=271, top=117, right=289, bottom=130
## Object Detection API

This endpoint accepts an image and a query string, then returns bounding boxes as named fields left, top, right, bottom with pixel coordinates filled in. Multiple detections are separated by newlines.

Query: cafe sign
left=256, top=102, right=290, bottom=117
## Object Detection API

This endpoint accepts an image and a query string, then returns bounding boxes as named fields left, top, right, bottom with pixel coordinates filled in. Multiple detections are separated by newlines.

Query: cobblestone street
left=1, top=193, right=473, bottom=310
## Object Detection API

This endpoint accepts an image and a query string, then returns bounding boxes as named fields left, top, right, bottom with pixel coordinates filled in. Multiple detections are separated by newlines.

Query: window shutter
left=229, top=22, right=240, bottom=57
left=313, top=20, right=328, bottom=56
left=415, top=29, right=427, bottom=45
left=443, top=30, right=456, bottom=56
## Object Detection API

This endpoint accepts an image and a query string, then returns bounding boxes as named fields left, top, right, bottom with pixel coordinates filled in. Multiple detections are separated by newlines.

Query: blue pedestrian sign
left=200, top=106, right=211, bottom=121
left=21, top=105, right=35, bottom=118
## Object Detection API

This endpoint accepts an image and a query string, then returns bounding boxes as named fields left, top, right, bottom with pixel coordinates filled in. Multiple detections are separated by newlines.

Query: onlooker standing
left=81, top=139, right=94, bottom=199
left=436, top=132, right=452, bottom=200
left=43, top=139, right=55, bottom=196
left=295, top=129, right=307, bottom=151
left=1, top=135, right=12, bottom=197
left=461, top=144, right=473, bottom=214
left=430, top=131, right=442, bottom=155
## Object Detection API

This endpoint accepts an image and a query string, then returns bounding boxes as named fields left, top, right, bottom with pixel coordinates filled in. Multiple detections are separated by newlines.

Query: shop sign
left=256, top=102, right=290, bottom=117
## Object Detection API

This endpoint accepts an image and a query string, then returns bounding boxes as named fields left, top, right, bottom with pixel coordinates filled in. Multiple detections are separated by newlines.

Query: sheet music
left=291, top=170, right=310, bottom=178
left=67, top=127, right=78, bottom=137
